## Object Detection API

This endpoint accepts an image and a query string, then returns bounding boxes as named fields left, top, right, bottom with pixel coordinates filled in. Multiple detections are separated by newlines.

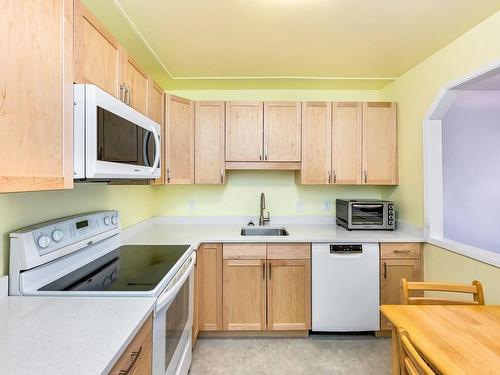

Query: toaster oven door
left=350, top=204, right=385, bottom=227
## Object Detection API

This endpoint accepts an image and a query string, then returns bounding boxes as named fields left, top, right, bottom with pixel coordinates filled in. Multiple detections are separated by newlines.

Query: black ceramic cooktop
left=40, top=244, right=190, bottom=292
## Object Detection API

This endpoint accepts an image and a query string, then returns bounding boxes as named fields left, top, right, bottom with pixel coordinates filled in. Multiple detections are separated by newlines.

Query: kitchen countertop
left=123, top=219, right=424, bottom=247
left=0, top=296, right=155, bottom=375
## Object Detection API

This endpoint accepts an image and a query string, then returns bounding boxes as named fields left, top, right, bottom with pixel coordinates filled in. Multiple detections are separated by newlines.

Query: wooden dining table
left=381, top=305, right=500, bottom=375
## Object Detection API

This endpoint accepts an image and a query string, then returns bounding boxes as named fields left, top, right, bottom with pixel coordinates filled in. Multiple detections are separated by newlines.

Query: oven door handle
left=155, top=252, right=196, bottom=313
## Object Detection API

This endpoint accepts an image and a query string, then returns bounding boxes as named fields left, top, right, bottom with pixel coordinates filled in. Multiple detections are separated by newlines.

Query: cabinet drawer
left=223, top=243, right=266, bottom=259
left=380, top=243, right=421, bottom=259
left=109, top=315, right=152, bottom=375
left=267, top=243, right=310, bottom=260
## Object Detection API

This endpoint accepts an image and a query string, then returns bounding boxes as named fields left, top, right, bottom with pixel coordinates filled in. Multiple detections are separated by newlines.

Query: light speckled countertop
left=0, top=296, right=155, bottom=375
left=123, top=218, right=424, bottom=246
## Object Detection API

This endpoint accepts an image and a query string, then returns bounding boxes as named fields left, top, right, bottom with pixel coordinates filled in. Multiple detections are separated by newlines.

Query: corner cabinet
left=165, top=95, right=195, bottom=184
left=379, top=243, right=422, bottom=331
left=0, top=0, right=74, bottom=193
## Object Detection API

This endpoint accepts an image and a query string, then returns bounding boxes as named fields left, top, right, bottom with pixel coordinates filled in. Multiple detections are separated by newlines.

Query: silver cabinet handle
left=333, top=170, right=337, bottom=184
left=268, top=262, right=272, bottom=279
left=328, top=171, right=331, bottom=184
left=118, top=346, right=142, bottom=375
left=364, top=170, right=368, bottom=183
left=220, top=169, right=224, bottom=183
left=264, top=144, right=268, bottom=161
left=394, top=250, right=410, bottom=254
left=383, top=262, right=387, bottom=279
left=119, top=84, right=124, bottom=102
left=167, top=168, right=171, bottom=183
left=262, top=262, right=266, bottom=279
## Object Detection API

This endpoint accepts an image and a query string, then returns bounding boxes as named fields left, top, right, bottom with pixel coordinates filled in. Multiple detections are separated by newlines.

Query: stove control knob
left=52, top=229, right=64, bottom=242
left=111, top=215, right=119, bottom=225
left=37, top=235, right=51, bottom=249
left=103, top=216, right=112, bottom=226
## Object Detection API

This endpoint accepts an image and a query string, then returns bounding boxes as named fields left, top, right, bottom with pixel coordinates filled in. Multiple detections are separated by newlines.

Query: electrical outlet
left=296, top=201, right=304, bottom=212
left=323, top=200, right=332, bottom=211
left=187, top=200, right=195, bottom=211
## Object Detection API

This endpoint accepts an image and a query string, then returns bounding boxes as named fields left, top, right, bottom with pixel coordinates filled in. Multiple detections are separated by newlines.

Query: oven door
left=74, top=84, right=161, bottom=180
left=349, top=203, right=386, bottom=229
left=153, top=252, right=195, bottom=375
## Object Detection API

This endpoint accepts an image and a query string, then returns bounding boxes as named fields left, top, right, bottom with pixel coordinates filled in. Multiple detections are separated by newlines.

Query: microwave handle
left=151, top=126, right=161, bottom=173
left=155, top=252, right=195, bottom=313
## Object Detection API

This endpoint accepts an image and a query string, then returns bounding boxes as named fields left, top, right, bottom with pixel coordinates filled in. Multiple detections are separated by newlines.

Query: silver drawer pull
left=394, top=250, right=410, bottom=254
left=118, top=346, right=143, bottom=375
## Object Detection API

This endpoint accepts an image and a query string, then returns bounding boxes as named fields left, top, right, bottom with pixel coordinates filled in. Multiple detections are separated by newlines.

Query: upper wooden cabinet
left=148, top=80, right=165, bottom=185
left=225, top=101, right=263, bottom=162
left=0, top=0, right=74, bottom=193
left=363, top=102, right=398, bottom=185
left=264, top=102, right=301, bottom=162
left=74, top=0, right=122, bottom=98
left=122, top=52, right=148, bottom=115
left=166, top=95, right=195, bottom=184
left=302, top=101, right=397, bottom=185
left=195, top=102, right=226, bottom=184
left=332, top=102, right=363, bottom=184
left=301, top=102, right=332, bottom=184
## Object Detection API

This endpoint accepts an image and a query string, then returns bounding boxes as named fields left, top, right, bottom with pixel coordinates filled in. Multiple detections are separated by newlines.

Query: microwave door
left=351, top=204, right=384, bottom=226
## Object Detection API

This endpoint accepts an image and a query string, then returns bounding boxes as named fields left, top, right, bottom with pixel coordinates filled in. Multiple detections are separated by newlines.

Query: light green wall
left=424, top=244, right=500, bottom=304
left=380, top=11, right=500, bottom=294
left=380, top=10, right=500, bottom=226
left=154, top=171, right=389, bottom=216
left=0, top=184, right=154, bottom=275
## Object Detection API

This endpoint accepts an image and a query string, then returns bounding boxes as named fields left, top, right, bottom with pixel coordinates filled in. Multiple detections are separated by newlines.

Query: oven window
left=351, top=204, right=384, bottom=225
left=96, top=107, right=156, bottom=167
left=164, top=279, right=189, bottom=371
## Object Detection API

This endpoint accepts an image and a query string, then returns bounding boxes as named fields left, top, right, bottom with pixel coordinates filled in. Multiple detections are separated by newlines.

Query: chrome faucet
left=259, top=192, right=270, bottom=226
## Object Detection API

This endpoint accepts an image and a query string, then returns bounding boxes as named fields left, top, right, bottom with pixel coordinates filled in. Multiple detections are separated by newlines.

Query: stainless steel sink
left=240, top=227, right=289, bottom=236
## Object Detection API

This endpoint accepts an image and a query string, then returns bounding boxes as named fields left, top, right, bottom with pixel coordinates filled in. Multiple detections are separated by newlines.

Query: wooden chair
left=397, top=328, right=436, bottom=375
left=401, top=278, right=484, bottom=305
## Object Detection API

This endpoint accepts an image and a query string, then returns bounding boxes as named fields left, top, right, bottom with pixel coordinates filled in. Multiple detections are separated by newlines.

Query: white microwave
left=73, top=84, right=161, bottom=181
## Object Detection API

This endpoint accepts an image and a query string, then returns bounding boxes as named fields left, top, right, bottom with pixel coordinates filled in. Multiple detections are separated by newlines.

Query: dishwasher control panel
left=330, top=244, right=363, bottom=254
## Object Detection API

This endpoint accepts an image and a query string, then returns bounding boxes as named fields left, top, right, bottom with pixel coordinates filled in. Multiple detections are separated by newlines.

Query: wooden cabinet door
left=267, top=260, right=311, bottom=331
left=223, top=259, right=267, bottom=331
left=148, top=80, right=165, bottom=185
left=166, top=95, right=195, bottom=184
left=123, top=53, right=148, bottom=115
left=332, top=102, right=362, bottom=184
left=195, top=102, right=225, bottom=184
left=362, top=102, right=398, bottom=185
left=301, top=102, right=332, bottom=184
left=0, top=0, right=73, bottom=193
left=75, top=0, right=122, bottom=98
left=380, top=259, right=422, bottom=330
left=263, top=102, right=301, bottom=162
left=198, top=244, right=223, bottom=331
left=225, top=101, right=263, bottom=162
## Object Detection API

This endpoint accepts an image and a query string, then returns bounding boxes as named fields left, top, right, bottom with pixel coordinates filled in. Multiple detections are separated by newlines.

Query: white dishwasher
left=312, top=243, right=380, bottom=332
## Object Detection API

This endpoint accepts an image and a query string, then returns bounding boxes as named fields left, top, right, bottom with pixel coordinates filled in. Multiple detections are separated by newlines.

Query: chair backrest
left=401, top=278, right=484, bottom=305
left=397, top=328, right=436, bottom=375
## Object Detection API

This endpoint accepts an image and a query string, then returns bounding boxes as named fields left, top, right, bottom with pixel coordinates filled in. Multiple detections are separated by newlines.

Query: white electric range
left=9, top=210, right=195, bottom=375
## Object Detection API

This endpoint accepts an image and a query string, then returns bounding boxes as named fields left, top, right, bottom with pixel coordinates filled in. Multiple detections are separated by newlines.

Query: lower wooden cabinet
left=223, top=258, right=267, bottom=331
left=267, top=259, right=311, bottom=331
left=197, top=244, right=223, bottom=331
left=379, top=243, right=422, bottom=331
left=109, top=315, right=152, bottom=375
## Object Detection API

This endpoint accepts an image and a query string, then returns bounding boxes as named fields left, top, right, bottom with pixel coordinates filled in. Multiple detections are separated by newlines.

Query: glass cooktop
left=40, top=244, right=191, bottom=292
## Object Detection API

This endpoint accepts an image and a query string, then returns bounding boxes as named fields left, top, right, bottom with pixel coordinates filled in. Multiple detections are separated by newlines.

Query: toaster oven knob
left=37, top=235, right=51, bottom=249
left=52, top=229, right=64, bottom=242
left=111, top=215, right=119, bottom=225
left=103, top=216, right=112, bottom=226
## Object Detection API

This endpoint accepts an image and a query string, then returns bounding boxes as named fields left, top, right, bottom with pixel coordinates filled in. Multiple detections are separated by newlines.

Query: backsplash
left=153, top=170, right=390, bottom=216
